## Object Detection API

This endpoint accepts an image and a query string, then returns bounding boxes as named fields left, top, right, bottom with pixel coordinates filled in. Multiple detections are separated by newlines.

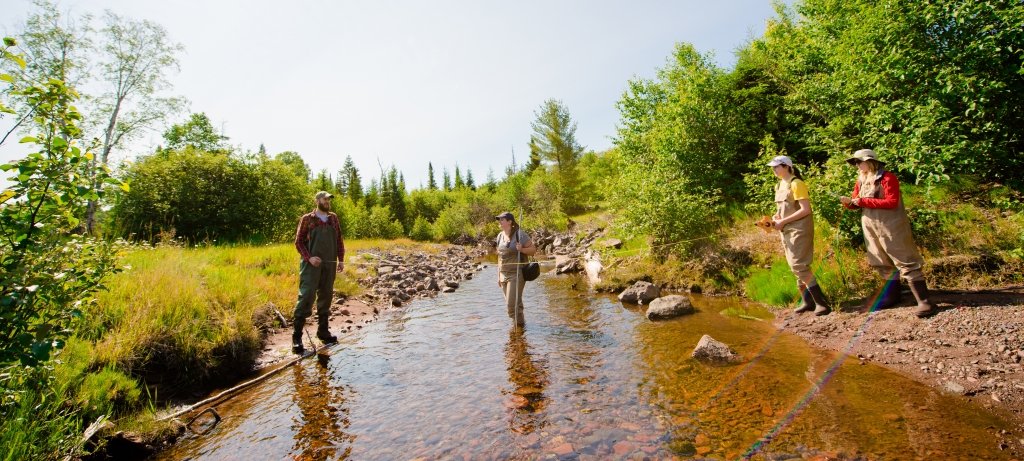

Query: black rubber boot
left=316, top=314, right=337, bottom=344
left=291, top=317, right=305, bottom=354
left=910, top=279, right=936, bottom=318
left=793, top=282, right=815, bottom=314
left=878, top=278, right=903, bottom=309
left=864, top=278, right=902, bottom=312
left=808, top=284, right=831, bottom=316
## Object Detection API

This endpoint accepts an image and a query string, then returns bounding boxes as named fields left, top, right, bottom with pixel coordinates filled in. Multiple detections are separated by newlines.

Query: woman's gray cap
left=495, top=211, right=514, bottom=220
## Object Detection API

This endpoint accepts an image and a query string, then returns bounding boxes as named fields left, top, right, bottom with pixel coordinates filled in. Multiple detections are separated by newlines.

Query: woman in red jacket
left=840, top=149, right=935, bottom=317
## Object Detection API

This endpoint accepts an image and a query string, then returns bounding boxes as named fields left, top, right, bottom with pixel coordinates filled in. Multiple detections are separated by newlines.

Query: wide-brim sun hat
left=847, top=149, right=885, bottom=166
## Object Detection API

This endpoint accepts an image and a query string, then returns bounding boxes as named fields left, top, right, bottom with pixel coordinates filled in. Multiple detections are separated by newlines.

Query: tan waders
left=497, top=229, right=530, bottom=327
left=500, top=271, right=526, bottom=326
left=293, top=222, right=339, bottom=353
left=776, top=178, right=830, bottom=316
left=857, top=172, right=934, bottom=317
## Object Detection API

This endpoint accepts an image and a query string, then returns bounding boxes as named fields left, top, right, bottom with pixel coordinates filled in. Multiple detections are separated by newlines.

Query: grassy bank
left=1, top=238, right=446, bottom=459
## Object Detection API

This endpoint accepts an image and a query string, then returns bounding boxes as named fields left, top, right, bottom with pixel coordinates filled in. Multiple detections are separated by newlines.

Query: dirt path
left=775, top=286, right=1024, bottom=453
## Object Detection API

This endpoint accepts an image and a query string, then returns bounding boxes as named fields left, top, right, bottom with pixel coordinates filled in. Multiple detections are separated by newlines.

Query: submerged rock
left=646, top=295, right=694, bottom=320
left=691, top=335, right=741, bottom=363
left=618, top=281, right=661, bottom=305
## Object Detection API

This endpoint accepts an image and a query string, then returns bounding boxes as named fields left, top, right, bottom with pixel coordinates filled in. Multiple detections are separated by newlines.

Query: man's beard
left=317, top=202, right=331, bottom=212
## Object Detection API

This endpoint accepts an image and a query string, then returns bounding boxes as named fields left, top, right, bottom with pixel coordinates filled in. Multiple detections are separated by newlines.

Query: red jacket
left=845, top=171, right=900, bottom=210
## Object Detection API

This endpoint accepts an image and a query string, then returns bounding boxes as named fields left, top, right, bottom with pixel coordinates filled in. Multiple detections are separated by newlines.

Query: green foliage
left=576, top=149, right=622, bottom=209
left=530, top=98, right=585, bottom=213
left=1, top=44, right=125, bottom=368
left=409, top=216, right=433, bottom=241
left=433, top=203, right=472, bottom=241
left=749, top=0, right=1024, bottom=185
left=366, top=206, right=404, bottom=239
left=110, top=148, right=309, bottom=243
left=0, top=37, right=126, bottom=461
left=162, top=112, right=227, bottom=152
left=275, top=150, right=310, bottom=182
left=336, top=155, right=362, bottom=202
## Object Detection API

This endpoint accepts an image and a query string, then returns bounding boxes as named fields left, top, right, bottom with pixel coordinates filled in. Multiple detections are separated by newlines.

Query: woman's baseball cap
left=766, top=155, right=793, bottom=167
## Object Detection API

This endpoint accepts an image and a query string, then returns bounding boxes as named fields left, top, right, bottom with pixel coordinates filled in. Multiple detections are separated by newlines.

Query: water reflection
left=504, top=327, right=548, bottom=434
left=290, top=353, right=355, bottom=460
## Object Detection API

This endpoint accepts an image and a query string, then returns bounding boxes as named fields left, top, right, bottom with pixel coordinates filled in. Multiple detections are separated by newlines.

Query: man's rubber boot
left=316, top=314, right=337, bottom=344
left=864, top=278, right=902, bottom=312
left=910, top=279, right=936, bottom=318
left=793, top=282, right=815, bottom=314
left=808, top=284, right=831, bottom=316
left=291, top=317, right=305, bottom=354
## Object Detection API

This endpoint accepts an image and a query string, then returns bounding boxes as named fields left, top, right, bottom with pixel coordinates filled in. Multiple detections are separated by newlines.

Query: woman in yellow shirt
left=769, top=155, right=831, bottom=315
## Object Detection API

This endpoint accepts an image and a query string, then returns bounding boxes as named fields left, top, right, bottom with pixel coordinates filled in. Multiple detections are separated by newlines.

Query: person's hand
left=515, top=242, right=523, bottom=251
left=336, top=263, right=344, bottom=273
left=309, top=256, right=322, bottom=267
left=840, top=196, right=852, bottom=206
left=772, top=219, right=784, bottom=230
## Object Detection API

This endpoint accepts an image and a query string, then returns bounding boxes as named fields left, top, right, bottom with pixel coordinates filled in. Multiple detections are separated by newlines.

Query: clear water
left=157, top=264, right=1014, bottom=460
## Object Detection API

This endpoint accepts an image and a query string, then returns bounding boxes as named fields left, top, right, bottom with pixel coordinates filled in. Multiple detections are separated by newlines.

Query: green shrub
left=433, top=204, right=472, bottom=241
left=409, top=216, right=433, bottom=241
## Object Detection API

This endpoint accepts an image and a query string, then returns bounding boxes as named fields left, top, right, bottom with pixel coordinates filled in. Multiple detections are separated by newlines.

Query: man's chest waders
left=293, top=221, right=339, bottom=347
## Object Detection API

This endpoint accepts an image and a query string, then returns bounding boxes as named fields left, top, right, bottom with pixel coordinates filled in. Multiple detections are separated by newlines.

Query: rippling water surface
left=157, top=263, right=1014, bottom=460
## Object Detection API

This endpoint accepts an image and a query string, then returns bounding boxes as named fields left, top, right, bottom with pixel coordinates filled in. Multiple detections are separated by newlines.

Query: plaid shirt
left=294, top=210, right=345, bottom=263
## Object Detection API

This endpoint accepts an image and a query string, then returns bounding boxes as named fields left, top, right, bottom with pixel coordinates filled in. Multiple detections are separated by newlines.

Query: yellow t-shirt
left=790, top=178, right=809, bottom=201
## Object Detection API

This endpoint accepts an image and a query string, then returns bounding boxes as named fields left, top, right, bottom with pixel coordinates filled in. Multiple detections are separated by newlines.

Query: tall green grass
left=744, top=258, right=798, bottom=307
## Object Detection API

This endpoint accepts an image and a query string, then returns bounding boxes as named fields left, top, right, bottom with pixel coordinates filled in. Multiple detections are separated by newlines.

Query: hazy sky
left=2, top=0, right=781, bottom=189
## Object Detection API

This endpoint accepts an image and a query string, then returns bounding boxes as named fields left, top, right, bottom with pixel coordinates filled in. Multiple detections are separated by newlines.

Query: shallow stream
left=157, top=263, right=1014, bottom=460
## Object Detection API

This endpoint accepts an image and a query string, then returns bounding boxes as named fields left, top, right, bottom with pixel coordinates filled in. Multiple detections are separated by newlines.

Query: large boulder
left=618, top=281, right=661, bottom=305
left=645, top=295, right=694, bottom=320
left=691, top=335, right=741, bottom=363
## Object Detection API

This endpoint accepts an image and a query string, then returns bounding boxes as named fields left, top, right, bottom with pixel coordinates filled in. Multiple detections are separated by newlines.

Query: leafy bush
left=433, top=204, right=472, bottom=241
left=409, top=216, right=433, bottom=241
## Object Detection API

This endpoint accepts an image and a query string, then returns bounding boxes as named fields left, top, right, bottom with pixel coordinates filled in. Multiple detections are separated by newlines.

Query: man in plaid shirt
left=292, top=190, right=345, bottom=353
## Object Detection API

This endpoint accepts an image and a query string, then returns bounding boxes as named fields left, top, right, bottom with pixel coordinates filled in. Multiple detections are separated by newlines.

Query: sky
left=2, top=0, right=781, bottom=190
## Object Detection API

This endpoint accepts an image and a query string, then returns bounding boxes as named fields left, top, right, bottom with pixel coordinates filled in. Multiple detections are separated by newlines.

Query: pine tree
left=530, top=98, right=584, bottom=212
left=442, top=168, right=451, bottom=191
left=338, top=155, right=362, bottom=203
left=427, top=162, right=437, bottom=190
left=466, top=169, right=475, bottom=190
left=454, top=165, right=465, bottom=189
